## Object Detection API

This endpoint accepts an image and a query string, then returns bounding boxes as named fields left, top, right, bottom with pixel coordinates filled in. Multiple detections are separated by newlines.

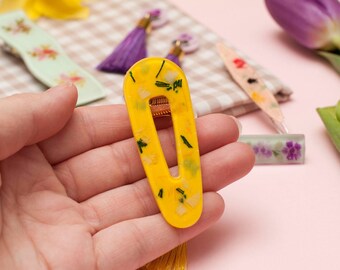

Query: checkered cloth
left=0, top=0, right=292, bottom=117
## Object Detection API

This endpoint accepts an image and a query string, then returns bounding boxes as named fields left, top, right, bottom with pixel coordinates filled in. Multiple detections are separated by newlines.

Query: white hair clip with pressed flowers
left=217, top=43, right=305, bottom=165
left=0, top=10, right=106, bottom=105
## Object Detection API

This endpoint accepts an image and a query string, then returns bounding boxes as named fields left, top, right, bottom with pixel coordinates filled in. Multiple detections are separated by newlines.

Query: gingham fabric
left=0, top=0, right=292, bottom=117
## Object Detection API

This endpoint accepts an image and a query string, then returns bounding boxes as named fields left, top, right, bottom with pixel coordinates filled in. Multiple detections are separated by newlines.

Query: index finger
left=0, top=84, right=77, bottom=160
left=39, top=104, right=174, bottom=165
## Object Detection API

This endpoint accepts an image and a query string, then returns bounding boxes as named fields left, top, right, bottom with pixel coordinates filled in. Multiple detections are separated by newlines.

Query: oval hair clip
left=123, top=57, right=203, bottom=228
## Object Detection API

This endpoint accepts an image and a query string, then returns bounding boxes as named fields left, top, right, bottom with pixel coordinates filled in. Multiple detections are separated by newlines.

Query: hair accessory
left=97, top=9, right=167, bottom=74
left=146, top=8, right=168, bottom=29
left=0, top=0, right=89, bottom=20
left=216, top=42, right=288, bottom=134
left=239, top=134, right=305, bottom=164
left=317, top=100, right=340, bottom=152
left=216, top=43, right=306, bottom=164
left=125, top=58, right=201, bottom=269
left=166, top=33, right=199, bottom=67
left=0, top=11, right=105, bottom=105
left=124, top=57, right=203, bottom=228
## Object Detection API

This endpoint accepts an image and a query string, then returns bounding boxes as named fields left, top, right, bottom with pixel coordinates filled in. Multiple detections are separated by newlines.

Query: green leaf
left=316, top=102, right=340, bottom=152
left=180, top=135, right=193, bottom=148
left=317, top=50, right=340, bottom=74
left=336, top=101, right=340, bottom=122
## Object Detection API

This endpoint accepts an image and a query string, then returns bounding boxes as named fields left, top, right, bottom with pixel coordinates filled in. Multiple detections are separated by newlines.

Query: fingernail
left=44, top=82, right=78, bottom=105
left=230, top=116, right=242, bottom=134
left=48, top=81, right=74, bottom=92
left=62, top=81, right=74, bottom=87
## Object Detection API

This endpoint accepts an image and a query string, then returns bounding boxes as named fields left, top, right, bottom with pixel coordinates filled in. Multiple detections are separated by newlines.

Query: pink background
left=169, top=0, right=340, bottom=269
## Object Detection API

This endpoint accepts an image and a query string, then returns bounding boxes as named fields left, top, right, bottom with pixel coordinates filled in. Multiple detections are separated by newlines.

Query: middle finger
left=54, top=114, right=240, bottom=201
left=80, top=141, right=253, bottom=232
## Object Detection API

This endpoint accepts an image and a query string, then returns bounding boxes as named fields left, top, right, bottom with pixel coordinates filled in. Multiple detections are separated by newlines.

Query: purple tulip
left=265, top=0, right=340, bottom=50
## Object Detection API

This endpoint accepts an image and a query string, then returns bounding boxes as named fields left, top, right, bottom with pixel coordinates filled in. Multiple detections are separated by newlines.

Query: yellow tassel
left=140, top=243, right=187, bottom=270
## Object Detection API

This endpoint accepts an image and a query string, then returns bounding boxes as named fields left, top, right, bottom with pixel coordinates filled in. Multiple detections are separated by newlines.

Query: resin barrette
left=216, top=43, right=305, bottom=164
left=238, top=134, right=305, bottom=164
left=97, top=9, right=168, bottom=74
left=123, top=57, right=203, bottom=228
left=0, top=10, right=106, bottom=106
left=128, top=58, right=199, bottom=269
left=216, top=42, right=288, bottom=134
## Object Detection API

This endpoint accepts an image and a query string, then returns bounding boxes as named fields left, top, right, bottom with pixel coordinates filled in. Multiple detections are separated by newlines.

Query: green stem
left=321, top=31, right=340, bottom=51
left=330, top=34, right=340, bottom=51
left=317, top=50, right=340, bottom=73
left=336, top=101, right=340, bottom=122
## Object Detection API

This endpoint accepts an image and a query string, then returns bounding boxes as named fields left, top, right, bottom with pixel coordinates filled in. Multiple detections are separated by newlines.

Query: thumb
left=0, top=83, right=78, bottom=160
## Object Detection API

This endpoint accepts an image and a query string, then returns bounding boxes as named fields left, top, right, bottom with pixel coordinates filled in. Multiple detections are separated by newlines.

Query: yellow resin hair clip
left=123, top=57, right=203, bottom=228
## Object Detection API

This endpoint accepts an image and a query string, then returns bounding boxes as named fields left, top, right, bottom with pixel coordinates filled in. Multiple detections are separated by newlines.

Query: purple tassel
left=166, top=52, right=182, bottom=67
left=97, top=9, right=168, bottom=74
left=165, top=40, right=183, bottom=67
left=165, top=33, right=199, bottom=67
left=97, top=15, right=151, bottom=74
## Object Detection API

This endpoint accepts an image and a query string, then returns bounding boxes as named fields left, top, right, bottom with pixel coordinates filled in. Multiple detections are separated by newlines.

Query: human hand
left=0, top=84, right=254, bottom=269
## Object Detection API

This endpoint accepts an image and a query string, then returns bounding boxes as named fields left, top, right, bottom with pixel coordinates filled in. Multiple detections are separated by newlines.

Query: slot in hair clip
left=216, top=43, right=306, bottom=164
left=146, top=34, right=199, bottom=118
left=0, top=11, right=106, bottom=106
left=123, top=57, right=203, bottom=228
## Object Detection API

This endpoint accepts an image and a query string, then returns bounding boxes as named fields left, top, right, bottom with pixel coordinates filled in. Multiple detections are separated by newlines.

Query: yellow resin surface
left=124, top=58, right=202, bottom=228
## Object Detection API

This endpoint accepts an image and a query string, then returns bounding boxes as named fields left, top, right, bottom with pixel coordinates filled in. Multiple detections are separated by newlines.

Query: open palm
left=0, top=84, right=254, bottom=270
